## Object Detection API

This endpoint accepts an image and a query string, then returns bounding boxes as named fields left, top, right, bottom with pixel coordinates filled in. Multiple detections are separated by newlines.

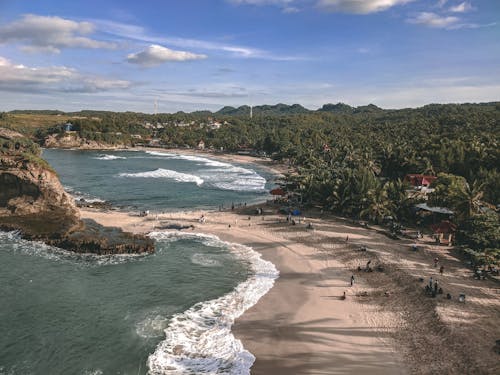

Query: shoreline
left=44, top=147, right=500, bottom=373
left=80, top=202, right=500, bottom=374
left=81, top=207, right=407, bottom=374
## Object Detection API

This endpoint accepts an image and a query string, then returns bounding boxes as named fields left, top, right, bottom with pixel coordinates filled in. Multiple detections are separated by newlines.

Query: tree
left=457, top=212, right=500, bottom=265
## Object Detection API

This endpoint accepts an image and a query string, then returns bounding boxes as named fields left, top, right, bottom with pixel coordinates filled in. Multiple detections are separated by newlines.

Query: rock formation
left=0, top=128, right=154, bottom=254
left=44, top=133, right=126, bottom=150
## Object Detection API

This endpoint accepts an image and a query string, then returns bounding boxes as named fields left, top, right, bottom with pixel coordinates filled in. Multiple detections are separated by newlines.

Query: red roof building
left=404, top=174, right=437, bottom=187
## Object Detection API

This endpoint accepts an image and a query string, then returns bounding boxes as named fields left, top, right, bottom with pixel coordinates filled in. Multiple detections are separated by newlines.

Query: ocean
left=0, top=149, right=279, bottom=374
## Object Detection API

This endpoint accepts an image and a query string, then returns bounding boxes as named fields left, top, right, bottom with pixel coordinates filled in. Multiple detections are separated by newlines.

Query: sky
left=0, top=0, right=498, bottom=112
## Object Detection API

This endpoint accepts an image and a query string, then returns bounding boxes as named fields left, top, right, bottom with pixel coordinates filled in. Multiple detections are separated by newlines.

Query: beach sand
left=80, top=204, right=500, bottom=374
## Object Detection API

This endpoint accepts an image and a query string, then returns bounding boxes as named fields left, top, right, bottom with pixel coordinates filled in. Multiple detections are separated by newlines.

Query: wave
left=0, top=231, right=147, bottom=267
left=119, top=169, right=204, bottom=186
left=147, top=231, right=279, bottom=374
left=146, top=151, right=228, bottom=167
left=64, top=186, right=106, bottom=203
left=93, top=154, right=126, bottom=160
left=190, top=253, right=222, bottom=267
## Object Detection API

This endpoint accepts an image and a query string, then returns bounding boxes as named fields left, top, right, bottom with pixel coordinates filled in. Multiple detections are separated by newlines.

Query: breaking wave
left=118, top=168, right=204, bottom=186
left=144, top=151, right=267, bottom=192
left=147, top=231, right=279, bottom=374
left=94, top=154, right=126, bottom=161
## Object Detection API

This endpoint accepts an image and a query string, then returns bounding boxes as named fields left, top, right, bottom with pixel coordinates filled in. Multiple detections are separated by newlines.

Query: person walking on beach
left=429, top=276, right=433, bottom=289
left=350, top=275, right=355, bottom=286
left=434, top=257, right=439, bottom=267
left=440, top=265, right=444, bottom=274
left=346, top=235, right=349, bottom=242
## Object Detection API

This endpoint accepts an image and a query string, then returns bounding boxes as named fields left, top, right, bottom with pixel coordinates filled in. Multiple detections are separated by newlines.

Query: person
left=350, top=275, right=355, bottom=286
left=231, top=202, right=235, bottom=210
left=429, top=276, right=433, bottom=289
left=366, top=260, right=372, bottom=271
left=434, top=280, right=438, bottom=294
left=346, top=235, right=349, bottom=242
left=434, top=258, right=439, bottom=267
left=439, top=265, right=444, bottom=274
left=341, top=291, right=346, bottom=300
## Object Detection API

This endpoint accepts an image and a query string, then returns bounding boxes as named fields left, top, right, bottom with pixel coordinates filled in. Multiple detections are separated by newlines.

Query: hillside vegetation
left=1, top=102, right=498, bottom=264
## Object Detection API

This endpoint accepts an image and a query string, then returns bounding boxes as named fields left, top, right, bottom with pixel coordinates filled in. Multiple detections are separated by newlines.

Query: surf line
left=147, top=231, right=279, bottom=374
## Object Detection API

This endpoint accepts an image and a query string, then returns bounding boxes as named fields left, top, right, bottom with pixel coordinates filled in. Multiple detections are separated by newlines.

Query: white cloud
left=0, top=14, right=116, bottom=53
left=317, top=0, right=414, bottom=14
left=127, top=44, right=207, bottom=67
left=449, top=1, right=473, bottom=13
left=0, top=56, right=130, bottom=93
left=95, top=19, right=303, bottom=61
left=407, top=12, right=460, bottom=28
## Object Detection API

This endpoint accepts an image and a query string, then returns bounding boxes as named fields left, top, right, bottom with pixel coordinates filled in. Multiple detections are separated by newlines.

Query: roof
left=415, top=203, right=453, bottom=215
left=405, top=174, right=437, bottom=186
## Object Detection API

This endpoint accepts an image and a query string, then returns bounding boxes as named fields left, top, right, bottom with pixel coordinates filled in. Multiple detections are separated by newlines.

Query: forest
left=1, top=102, right=499, bottom=265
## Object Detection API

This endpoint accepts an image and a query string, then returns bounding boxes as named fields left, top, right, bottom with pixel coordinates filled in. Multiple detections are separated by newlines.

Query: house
left=404, top=174, right=437, bottom=188
left=63, top=122, right=74, bottom=132
left=430, top=220, right=457, bottom=246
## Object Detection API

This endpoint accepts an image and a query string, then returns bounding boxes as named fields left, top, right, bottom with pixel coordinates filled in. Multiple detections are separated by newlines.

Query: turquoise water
left=0, top=151, right=279, bottom=374
left=41, top=149, right=274, bottom=211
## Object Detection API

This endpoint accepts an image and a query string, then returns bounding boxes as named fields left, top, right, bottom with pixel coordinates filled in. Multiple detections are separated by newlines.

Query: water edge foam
left=147, top=231, right=279, bottom=374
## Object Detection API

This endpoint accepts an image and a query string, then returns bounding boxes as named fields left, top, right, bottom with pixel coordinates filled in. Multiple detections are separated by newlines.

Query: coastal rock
left=44, top=133, right=126, bottom=150
left=0, top=128, right=153, bottom=254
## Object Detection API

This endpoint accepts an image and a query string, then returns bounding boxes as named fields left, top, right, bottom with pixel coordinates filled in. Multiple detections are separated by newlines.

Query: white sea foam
left=135, top=309, right=171, bottom=339
left=0, top=231, right=146, bottom=267
left=191, top=253, right=222, bottom=267
left=144, top=151, right=267, bottom=192
left=94, top=154, right=126, bottom=161
left=64, top=186, right=106, bottom=204
left=147, top=231, right=279, bottom=374
left=119, top=169, right=204, bottom=186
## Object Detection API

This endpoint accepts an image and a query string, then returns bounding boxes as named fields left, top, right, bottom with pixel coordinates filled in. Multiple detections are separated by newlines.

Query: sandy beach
left=80, top=203, right=500, bottom=374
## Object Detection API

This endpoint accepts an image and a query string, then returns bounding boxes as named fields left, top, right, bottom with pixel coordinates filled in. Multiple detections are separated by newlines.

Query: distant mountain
left=317, top=103, right=354, bottom=114
left=216, top=103, right=310, bottom=116
left=353, top=104, right=383, bottom=114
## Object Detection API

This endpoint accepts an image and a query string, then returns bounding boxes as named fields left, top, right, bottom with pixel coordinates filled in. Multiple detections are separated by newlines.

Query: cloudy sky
left=0, top=0, right=498, bottom=112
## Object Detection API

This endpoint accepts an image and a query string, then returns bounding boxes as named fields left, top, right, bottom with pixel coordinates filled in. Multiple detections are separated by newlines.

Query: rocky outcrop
left=44, top=133, right=126, bottom=150
left=0, top=128, right=153, bottom=254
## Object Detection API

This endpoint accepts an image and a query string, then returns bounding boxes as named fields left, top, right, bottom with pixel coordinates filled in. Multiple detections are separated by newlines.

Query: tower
left=154, top=99, right=159, bottom=115
left=250, top=105, right=253, bottom=119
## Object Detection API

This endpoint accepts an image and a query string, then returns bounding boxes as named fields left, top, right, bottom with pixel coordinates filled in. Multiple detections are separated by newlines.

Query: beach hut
left=430, top=220, right=457, bottom=246
left=270, top=187, right=285, bottom=196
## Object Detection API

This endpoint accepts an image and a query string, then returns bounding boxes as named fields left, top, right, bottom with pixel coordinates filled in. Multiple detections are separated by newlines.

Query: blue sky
left=0, top=0, right=498, bottom=112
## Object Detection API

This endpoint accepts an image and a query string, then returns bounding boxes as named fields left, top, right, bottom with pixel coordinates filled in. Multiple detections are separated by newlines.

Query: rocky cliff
left=0, top=128, right=153, bottom=254
left=44, top=133, right=126, bottom=150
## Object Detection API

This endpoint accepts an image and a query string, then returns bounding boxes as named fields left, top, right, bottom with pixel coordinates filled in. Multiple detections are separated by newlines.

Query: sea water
left=41, top=149, right=275, bottom=211
left=0, top=150, right=279, bottom=374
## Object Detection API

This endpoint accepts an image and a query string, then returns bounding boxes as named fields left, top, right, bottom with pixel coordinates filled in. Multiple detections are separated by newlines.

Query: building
left=63, top=122, right=74, bottom=132
left=404, top=174, right=437, bottom=188
left=197, top=140, right=205, bottom=150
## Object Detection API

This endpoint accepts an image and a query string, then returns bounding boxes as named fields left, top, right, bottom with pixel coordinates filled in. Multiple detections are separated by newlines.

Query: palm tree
left=360, top=185, right=395, bottom=224
left=451, top=180, right=485, bottom=220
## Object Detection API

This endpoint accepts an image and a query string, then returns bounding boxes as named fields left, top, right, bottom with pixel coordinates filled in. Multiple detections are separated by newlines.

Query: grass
left=0, top=114, right=71, bottom=136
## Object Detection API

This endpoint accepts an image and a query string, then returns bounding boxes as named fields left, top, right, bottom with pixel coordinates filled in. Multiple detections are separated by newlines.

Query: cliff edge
left=0, top=128, right=153, bottom=254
